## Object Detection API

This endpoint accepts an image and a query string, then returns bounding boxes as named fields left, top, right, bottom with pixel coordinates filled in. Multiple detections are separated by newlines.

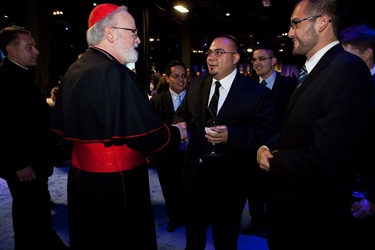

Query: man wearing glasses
left=149, top=61, right=188, bottom=232
left=51, top=4, right=187, bottom=250
left=257, top=0, right=373, bottom=249
left=173, top=34, right=278, bottom=250
left=241, top=44, right=297, bottom=236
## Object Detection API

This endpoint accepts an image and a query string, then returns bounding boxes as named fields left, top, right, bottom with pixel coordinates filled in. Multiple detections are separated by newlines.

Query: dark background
left=1, top=0, right=373, bottom=94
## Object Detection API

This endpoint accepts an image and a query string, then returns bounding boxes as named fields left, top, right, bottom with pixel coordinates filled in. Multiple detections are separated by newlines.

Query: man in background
left=150, top=60, right=188, bottom=232
left=46, top=85, right=59, bottom=108
left=0, top=27, right=68, bottom=250
left=241, top=44, right=297, bottom=236
left=339, top=22, right=375, bottom=249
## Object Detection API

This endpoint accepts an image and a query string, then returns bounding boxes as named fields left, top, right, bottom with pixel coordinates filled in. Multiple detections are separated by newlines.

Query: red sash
left=72, top=141, right=145, bottom=173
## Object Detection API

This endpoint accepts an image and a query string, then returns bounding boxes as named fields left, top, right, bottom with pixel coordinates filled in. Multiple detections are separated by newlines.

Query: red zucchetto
left=88, top=3, right=119, bottom=29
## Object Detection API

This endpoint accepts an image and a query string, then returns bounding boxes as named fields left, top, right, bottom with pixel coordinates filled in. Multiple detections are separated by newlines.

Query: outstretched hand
left=173, top=122, right=188, bottom=141
left=16, top=166, right=36, bottom=183
left=257, top=146, right=274, bottom=172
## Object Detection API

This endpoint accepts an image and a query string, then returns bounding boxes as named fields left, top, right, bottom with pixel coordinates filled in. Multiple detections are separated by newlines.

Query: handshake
left=172, top=122, right=189, bottom=152
left=172, top=122, right=188, bottom=142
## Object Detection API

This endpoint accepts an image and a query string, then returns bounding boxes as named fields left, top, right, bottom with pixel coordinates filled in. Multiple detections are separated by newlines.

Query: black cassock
left=52, top=47, right=181, bottom=250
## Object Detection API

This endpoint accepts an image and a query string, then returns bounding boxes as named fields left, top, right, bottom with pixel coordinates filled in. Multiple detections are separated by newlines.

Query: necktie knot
left=261, top=80, right=267, bottom=86
left=214, top=80, right=221, bottom=89
left=178, top=94, right=182, bottom=105
left=297, top=65, right=308, bottom=88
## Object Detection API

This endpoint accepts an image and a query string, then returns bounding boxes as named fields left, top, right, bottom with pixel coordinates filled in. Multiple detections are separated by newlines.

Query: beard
left=292, top=26, right=319, bottom=57
left=124, top=48, right=138, bottom=63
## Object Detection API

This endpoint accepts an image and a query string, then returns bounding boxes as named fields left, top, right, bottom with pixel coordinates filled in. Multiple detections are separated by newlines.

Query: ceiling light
left=262, top=0, right=271, bottom=7
left=174, top=5, right=189, bottom=13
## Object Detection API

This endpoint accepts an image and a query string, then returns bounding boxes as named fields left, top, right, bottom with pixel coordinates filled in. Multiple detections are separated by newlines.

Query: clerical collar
left=89, top=46, right=117, bottom=62
left=8, top=58, right=28, bottom=70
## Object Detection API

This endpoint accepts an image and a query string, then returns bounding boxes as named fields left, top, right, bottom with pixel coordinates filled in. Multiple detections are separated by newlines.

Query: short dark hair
left=253, top=44, right=276, bottom=57
left=339, top=23, right=375, bottom=53
left=165, top=61, right=187, bottom=76
left=215, top=34, right=241, bottom=54
left=300, top=0, right=342, bottom=37
left=0, top=27, right=31, bottom=56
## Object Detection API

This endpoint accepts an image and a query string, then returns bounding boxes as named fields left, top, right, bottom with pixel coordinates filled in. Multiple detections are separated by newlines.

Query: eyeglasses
left=206, top=50, right=237, bottom=57
left=170, top=74, right=188, bottom=80
left=112, top=27, right=138, bottom=38
left=251, top=57, right=273, bottom=63
left=289, top=15, right=322, bottom=29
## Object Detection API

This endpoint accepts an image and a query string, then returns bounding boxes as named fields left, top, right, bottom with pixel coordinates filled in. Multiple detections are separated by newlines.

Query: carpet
left=0, top=165, right=268, bottom=250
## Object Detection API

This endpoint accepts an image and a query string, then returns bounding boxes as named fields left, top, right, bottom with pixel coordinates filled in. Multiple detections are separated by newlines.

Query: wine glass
left=205, top=119, right=220, bottom=157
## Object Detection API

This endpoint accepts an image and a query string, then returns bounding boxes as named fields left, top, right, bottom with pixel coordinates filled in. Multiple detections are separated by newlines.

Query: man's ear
left=317, top=14, right=331, bottom=32
left=233, top=53, right=240, bottom=65
left=5, top=44, right=15, bottom=56
left=105, top=27, right=115, bottom=43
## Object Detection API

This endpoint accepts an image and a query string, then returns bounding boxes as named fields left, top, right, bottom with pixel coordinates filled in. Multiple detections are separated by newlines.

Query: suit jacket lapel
left=285, top=44, right=341, bottom=115
left=216, top=73, right=243, bottom=119
left=163, top=90, right=175, bottom=115
left=200, top=76, right=214, bottom=122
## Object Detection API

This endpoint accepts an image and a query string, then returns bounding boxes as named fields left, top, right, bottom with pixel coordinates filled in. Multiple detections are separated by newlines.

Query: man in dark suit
left=149, top=61, right=188, bottom=232
left=0, top=27, right=68, bottom=249
left=340, top=23, right=375, bottom=103
left=339, top=22, right=375, bottom=249
left=257, top=0, right=374, bottom=249
left=241, top=44, right=297, bottom=235
left=173, top=34, right=279, bottom=250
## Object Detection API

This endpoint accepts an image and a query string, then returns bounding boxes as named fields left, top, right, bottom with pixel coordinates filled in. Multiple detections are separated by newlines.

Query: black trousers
left=5, top=171, right=66, bottom=250
left=185, top=161, right=247, bottom=250
left=155, top=151, right=185, bottom=222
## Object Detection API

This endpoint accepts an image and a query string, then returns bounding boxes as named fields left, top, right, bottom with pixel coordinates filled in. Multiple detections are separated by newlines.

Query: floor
left=0, top=164, right=268, bottom=250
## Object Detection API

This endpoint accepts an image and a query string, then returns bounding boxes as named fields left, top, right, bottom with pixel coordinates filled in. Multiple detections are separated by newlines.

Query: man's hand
left=257, top=146, right=274, bottom=172
left=173, top=122, right=188, bottom=141
left=16, top=166, right=36, bottom=183
left=205, top=125, right=227, bottom=144
left=351, top=198, right=375, bottom=219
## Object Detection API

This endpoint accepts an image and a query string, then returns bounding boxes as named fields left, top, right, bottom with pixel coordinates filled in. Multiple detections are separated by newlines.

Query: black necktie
left=261, top=80, right=267, bottom=86
left=207, top=81, right=221, bottom=119
left=296, top=65, right=308, bottom=88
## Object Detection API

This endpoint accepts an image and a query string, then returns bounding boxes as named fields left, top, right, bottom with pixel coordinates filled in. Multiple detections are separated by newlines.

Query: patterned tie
left=260, top=80, right=267, bottom=86
left=207, top=81, right=221, bottom=119
left=296, top=65, right=308, bottom=88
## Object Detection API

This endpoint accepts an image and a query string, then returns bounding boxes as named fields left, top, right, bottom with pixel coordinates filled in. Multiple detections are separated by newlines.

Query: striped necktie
left=296, top=65, right=308, bottom=88
left=207, top=81, right=221, bottom=119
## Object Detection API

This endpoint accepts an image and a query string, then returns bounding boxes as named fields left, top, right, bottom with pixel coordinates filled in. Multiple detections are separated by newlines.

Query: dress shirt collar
left=259, top=70, right=277, bottom=90
left=212, top=68, right=237, bottom=91
left=170, top=89, right=186, bottom=100
left=209, top=68, right=237, bottom=111
left=370, top=65, right=375, bottom=76
left=304, top=41, right=340, bottom=74
left=170, top=89, right=186, bottom=111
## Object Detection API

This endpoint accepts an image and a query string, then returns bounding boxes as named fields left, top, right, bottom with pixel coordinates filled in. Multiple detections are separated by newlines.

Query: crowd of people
left=1, top=0, right=375, bottom=250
